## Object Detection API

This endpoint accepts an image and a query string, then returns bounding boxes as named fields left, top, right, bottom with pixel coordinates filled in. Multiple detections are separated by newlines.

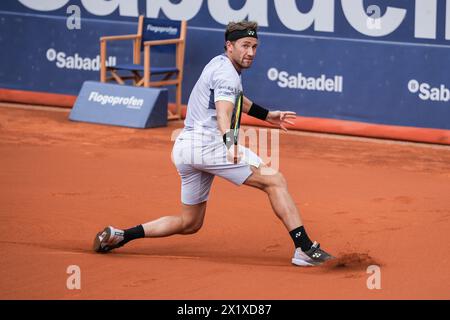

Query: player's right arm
left=216, top=100, right=233, bottom=138
left=212, top=68, right=240, bottom=150
left=216, top=100, right=240, bottom=163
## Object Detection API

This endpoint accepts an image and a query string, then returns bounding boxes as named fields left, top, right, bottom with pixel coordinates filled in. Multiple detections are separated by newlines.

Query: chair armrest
left=143, top=39, right=183, bottom=47
left=100, top=34, right=140, bottom=42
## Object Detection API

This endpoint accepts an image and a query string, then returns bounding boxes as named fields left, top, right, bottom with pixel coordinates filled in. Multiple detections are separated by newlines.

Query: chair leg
left=136, top=78, right=145, bottom=87
left=110, top=70, right=125, bottom=85
left=175, top=82, right=182, bottom=120
left=100, top=41, right=106, bottom=82
left=132, top=71, right=142, bottom=86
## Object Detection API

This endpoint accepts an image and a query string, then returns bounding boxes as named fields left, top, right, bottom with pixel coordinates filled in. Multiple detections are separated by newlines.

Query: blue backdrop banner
left=1, top=0, right=449, bottom=129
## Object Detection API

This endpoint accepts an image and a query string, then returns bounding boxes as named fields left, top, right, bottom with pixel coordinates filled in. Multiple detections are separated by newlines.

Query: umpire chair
left=100, top=16, right=187, bottom=120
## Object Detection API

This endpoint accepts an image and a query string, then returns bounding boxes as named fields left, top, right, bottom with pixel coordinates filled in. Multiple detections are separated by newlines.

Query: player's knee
left=182, top=224, right=203, bottom=235
left=264, top=171, right=287, bottom=192
left=277, top=172, right=287, bottom=188
left=181, top=217, right=203, bottom=234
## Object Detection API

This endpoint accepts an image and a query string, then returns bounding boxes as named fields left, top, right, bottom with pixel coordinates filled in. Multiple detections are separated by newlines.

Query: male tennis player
left=93, top=21, right=334, bottom=266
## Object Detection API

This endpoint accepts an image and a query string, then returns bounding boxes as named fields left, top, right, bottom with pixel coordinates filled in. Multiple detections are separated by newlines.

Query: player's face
left=228, top=37, right=258, bottom=71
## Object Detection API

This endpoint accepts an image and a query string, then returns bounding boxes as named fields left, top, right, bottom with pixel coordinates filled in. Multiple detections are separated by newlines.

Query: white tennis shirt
left=183, top=54, right=243, bottom=139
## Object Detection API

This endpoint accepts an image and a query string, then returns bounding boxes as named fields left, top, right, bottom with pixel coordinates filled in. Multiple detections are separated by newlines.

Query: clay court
left=0, top=103, right=449, bottom=299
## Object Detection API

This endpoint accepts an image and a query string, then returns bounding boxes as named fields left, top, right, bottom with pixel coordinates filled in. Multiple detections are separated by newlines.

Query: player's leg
left=93, top=160, right=214, bottom=253
left=243, top=164, right=334, bottom=266
left=147, top=166, right=214, bottom=237
left=200, top=146, right=303, bottom=235
left=243, top=165, right=312, bottom=251
left=243, top=165, right=302, bottom=231
left=93, top=201, right=207, bottom=253
left=141, top=201, right=207, bottom=237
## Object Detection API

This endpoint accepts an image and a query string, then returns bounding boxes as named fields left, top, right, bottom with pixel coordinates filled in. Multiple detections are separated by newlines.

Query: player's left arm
left=242, top=96, right=254, bottom=114
left=243, top=96, right=297, bottom=132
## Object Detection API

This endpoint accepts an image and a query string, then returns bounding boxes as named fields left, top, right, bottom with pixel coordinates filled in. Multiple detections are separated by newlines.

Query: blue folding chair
left=100, top=16, right=187, bottom=120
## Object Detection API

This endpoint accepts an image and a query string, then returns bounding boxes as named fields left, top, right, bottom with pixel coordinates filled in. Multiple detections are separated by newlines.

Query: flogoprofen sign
left=69, top=81, right=168, bottom=128
left=15, top=0, right=450, bottom=43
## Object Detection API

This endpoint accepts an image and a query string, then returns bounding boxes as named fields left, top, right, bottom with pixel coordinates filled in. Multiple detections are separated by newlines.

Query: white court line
left=243, top=125, right=450, bottom=150
left=44, top=251, right=85, bottom=255
left=0, top=102, right=71, bottom=113
left=1, top=102, right=448, bottom=150
left=284, top=129, right=450, bottom=150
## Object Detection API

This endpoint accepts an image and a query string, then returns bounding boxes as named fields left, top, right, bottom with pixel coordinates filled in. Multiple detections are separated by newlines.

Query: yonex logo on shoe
left=295, top=232, right=301, bottom=238
left=312, top=252, right=322, bottom=258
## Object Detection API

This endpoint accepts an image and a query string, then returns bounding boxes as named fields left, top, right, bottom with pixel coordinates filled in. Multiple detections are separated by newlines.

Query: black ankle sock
left=122, top=225, right=145, bottom=244
left=289, top=226, right=313, bottom=251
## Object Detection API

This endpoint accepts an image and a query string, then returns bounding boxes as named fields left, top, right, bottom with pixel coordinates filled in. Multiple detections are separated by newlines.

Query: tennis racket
left=230, top=90, right=243, bottom=145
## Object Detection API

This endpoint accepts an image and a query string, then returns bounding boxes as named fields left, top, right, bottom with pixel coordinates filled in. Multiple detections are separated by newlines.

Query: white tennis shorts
left=172, top=131, right=262, bottom=205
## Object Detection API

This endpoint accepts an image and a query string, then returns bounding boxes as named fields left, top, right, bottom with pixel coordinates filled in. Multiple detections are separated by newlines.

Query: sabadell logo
left=267, top=67, right=343, bottom=93
left=408, top=79, right=450, bottom=102
left=46, top=48, right=116, bottom=71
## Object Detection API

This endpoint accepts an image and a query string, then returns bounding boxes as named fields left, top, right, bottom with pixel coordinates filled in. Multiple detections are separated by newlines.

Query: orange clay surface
left=0, top=103, right=449, bottom=299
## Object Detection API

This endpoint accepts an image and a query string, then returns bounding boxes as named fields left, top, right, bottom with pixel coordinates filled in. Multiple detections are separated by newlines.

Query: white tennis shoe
left=292, top=241, right=335, bottom=266
left=93, top=226, right=125, bottom=253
